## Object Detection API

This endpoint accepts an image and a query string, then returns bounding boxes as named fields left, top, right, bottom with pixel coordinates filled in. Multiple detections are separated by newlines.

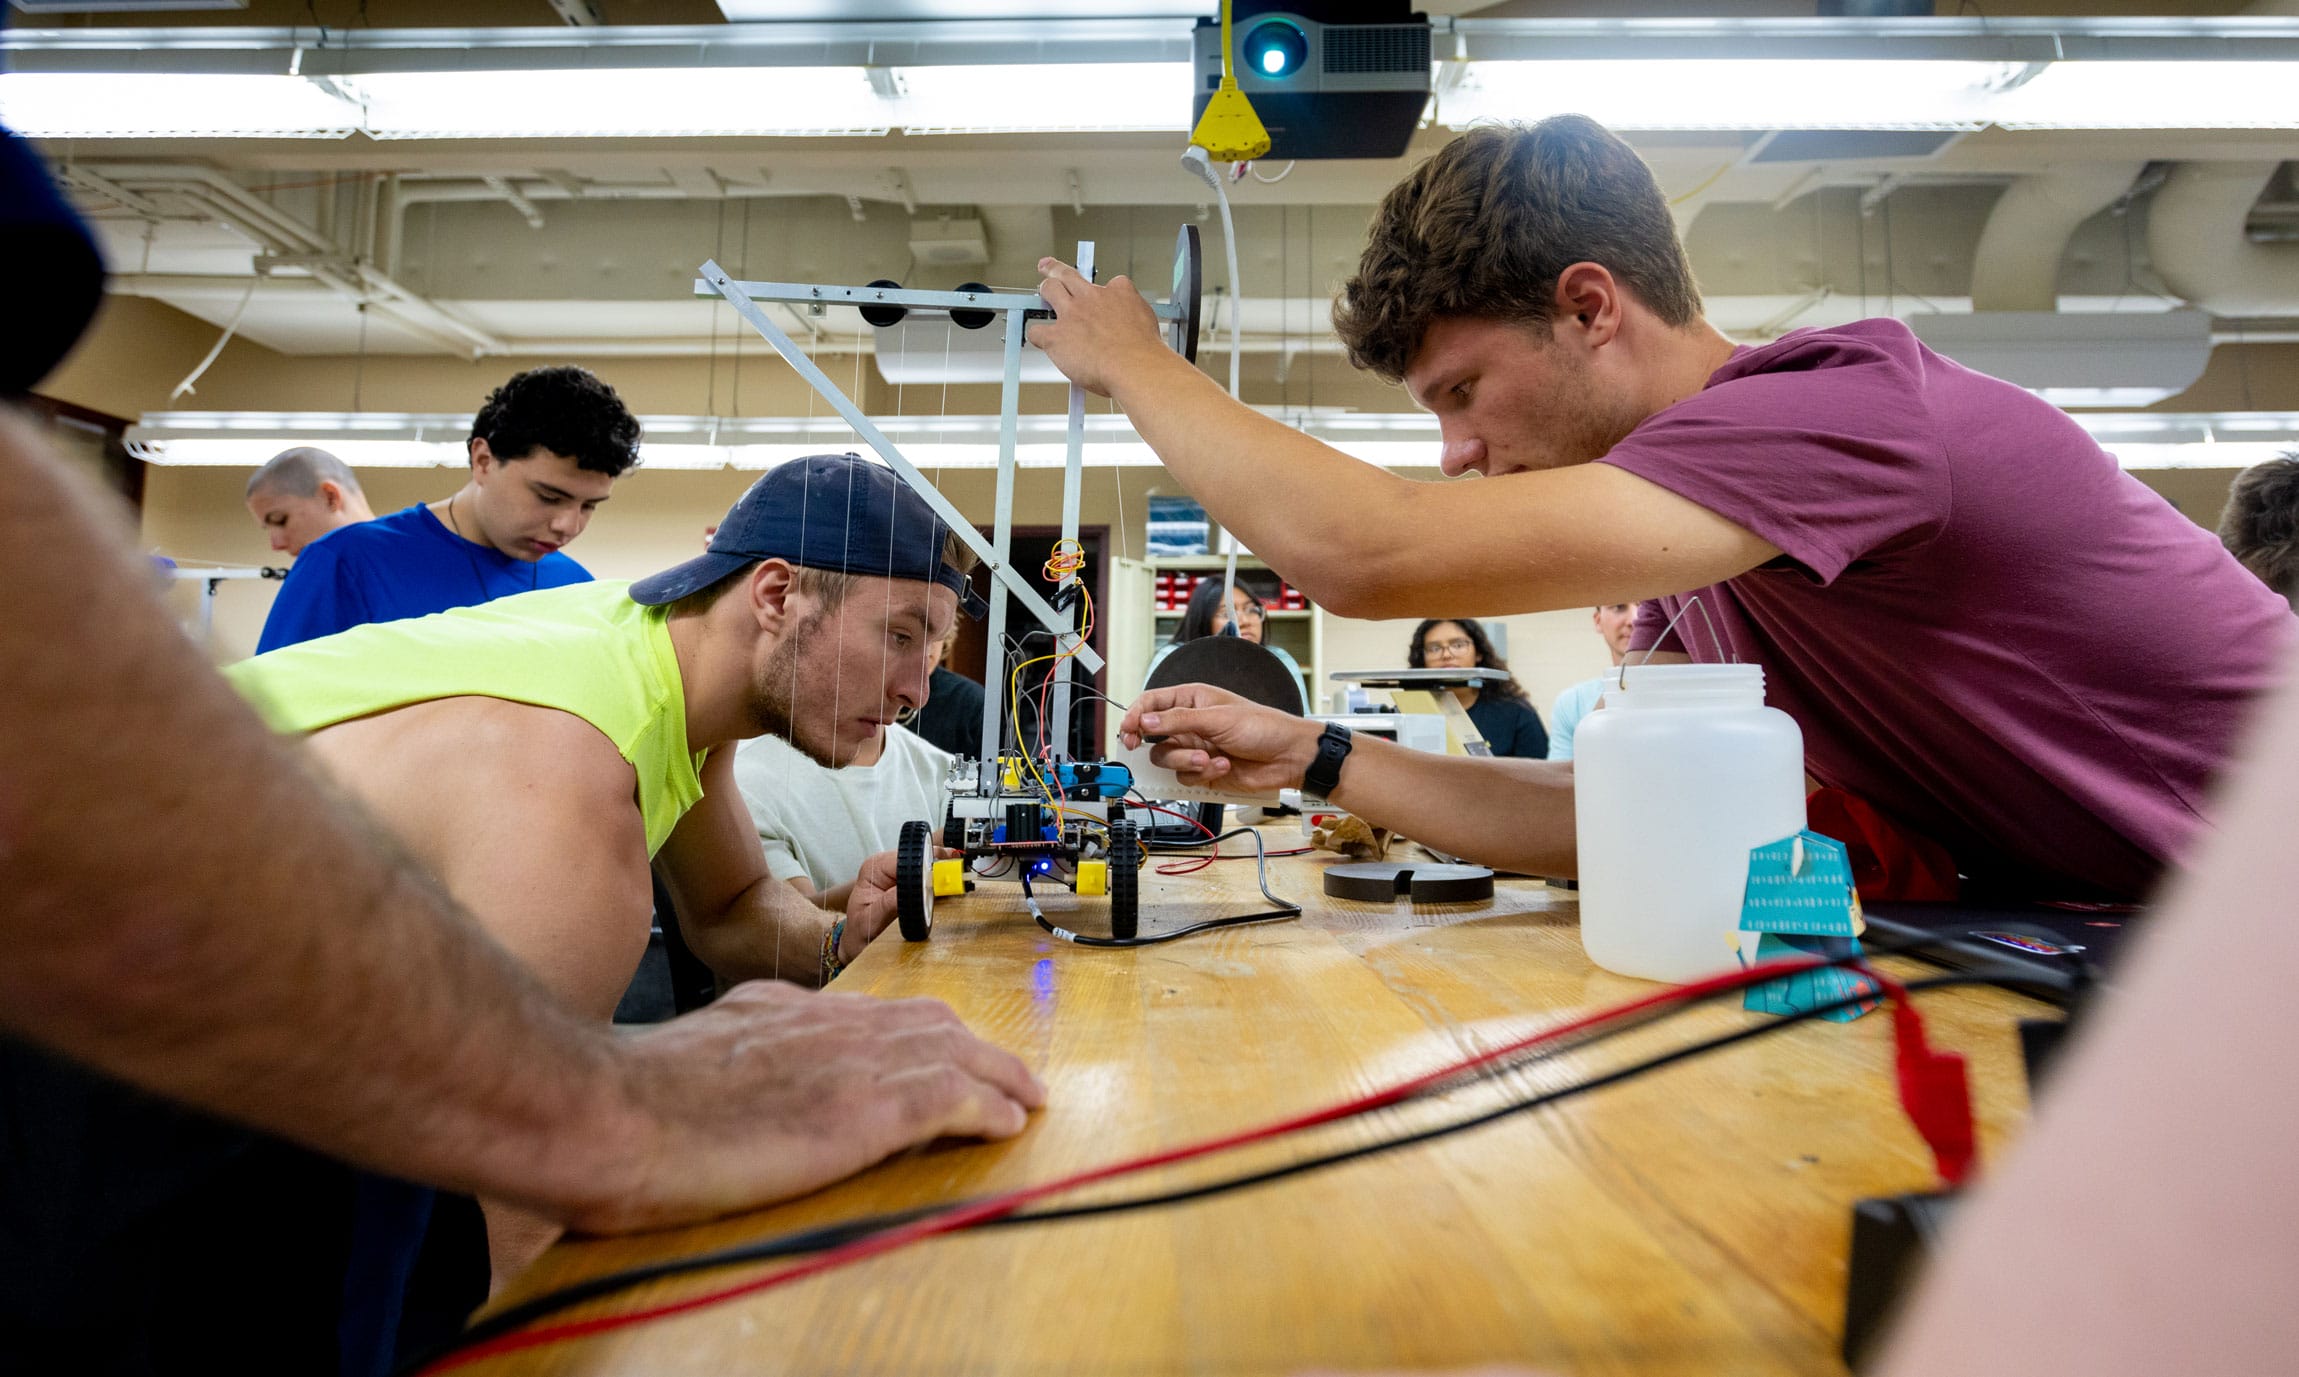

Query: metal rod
left=977, top=307, right=1027, bottom=788
left=695, top=278, right=1185, bottom=323
left=1048, top=241, right=1092, bottom=766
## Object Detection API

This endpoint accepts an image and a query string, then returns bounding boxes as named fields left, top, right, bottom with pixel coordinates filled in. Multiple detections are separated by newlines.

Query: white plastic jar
left=1572, top=663, right=1806, bottom=983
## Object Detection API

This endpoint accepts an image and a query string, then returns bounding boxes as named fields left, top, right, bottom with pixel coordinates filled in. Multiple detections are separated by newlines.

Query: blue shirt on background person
left=257, top=504, right=592, bottom=653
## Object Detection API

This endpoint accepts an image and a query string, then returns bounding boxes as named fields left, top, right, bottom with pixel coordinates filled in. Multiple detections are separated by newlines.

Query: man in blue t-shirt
left=256, top=366, right=642, bottom=652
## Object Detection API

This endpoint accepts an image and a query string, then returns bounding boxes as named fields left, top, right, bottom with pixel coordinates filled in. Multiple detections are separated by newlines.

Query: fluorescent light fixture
left=1991, top=61, right=2299, bottom=130
left=0, top=72, right=358, bottom=139
left=128, top=409, right=2299, bottom=473
left=344, top=67, right=886, bottom=139
left=2032, top=386, right=2190, bottom=409
left=2100, top=442, right=2292, bottom=471
left=1442, top=59, right=2026, bottom=131
left=130, top=438, right=464, bottom=466
left=892, top=62, right=1186, bottom=134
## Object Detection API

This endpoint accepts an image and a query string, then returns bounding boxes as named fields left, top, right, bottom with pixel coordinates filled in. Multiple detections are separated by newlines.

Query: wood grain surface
left=478, top=838, right=2046, bottom=1376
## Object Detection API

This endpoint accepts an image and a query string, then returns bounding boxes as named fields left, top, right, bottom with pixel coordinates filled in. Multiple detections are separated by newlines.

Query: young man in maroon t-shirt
left=1031, top=115, right=2291, bottom=901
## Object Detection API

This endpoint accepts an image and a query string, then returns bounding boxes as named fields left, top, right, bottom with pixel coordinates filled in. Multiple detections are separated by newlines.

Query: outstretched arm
left=656, top=751, right=909, bottom=987
left=0, top=414, right=1041, bottom=1234
left=1119, top=684, right=1578, bottom=876
left=1029, top=259, right=1775, bottom=619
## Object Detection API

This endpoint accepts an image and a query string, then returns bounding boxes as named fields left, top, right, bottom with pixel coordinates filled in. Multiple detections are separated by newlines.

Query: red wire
left=416, top=953, right=1889, bottom=1373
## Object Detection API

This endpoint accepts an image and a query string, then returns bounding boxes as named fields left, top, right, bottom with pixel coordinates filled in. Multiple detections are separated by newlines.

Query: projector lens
left=1242, top=20, right=1308, bottom=80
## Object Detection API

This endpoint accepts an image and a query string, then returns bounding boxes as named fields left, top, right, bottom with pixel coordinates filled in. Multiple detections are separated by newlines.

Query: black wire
left=1022, top=824, right=1301, bottom=947
left=402, top=966, right=2015, bottom=1373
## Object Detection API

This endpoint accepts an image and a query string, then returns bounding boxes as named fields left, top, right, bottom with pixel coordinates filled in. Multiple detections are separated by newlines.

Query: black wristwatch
left=1302, top=722, right=1354, bottom=800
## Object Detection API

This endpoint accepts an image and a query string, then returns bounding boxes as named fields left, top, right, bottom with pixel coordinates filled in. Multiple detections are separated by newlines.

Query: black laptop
left=1861, top=899, right=2141, bottom=1007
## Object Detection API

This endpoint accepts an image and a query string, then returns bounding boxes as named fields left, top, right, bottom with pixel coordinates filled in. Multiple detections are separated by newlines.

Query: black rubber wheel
left=895, top=819, right=934, bottom=942
left=859, top=279, right=907, bottom=328
left=949, top=281, right=995, bottom=331
left=1108, top=820, right=1141, bottom=942
left=942, top=812, right=967, bottom=852
left=1168, top=224, right=1203, bottom=363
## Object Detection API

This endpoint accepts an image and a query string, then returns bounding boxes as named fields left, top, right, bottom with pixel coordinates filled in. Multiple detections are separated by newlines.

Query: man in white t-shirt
left=733, top=722, right=951, bottom=910
left=1546, top=601, right=1638, bottom=762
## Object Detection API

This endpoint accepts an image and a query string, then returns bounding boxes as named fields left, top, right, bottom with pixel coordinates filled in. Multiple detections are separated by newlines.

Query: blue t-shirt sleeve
left=255, top=541, right=373, bottom=653
left=1548, top=686, right=1582, bottom=761
left=538, top=554, right=593, bottom=588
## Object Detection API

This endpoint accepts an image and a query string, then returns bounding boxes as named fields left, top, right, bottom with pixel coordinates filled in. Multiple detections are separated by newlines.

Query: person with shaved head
left=245, top=446, right=373, bottom=557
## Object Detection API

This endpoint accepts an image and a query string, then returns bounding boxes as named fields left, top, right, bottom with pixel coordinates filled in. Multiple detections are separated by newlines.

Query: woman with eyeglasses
left=1146, top=578, right=1305, bottom=711
left=1406, top=617, right=1549, bottom=759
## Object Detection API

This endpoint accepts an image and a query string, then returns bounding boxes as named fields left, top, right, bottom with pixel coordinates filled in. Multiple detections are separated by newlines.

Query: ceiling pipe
left=2147, top=161, right=2299, bottom=318
left=81, top=163, right=506, bottom=359
left=1968, top=163, right=2144, bottom=312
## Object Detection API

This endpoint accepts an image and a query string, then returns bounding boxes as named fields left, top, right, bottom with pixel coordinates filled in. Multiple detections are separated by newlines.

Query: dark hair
left=1407, top=617, right=1528, bottom=703
left=1332, top=116, right=1702, bottom=383
left=1171, top=577, right=1262, bottom=646
left=2220, top=452, right=2299, bottom=607
left=470, top=365, right=642, bottom=477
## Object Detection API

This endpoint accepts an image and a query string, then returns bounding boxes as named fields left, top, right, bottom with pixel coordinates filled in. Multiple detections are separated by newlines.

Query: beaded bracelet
left=820, top=915, right=850, bottom=984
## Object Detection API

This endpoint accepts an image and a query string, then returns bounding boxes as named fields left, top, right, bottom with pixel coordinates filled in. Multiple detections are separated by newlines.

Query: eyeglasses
left=1423, top=638, right=1475, bottom=656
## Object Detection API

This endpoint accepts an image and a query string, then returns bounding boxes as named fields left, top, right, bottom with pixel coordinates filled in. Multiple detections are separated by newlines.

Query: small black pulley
left=859, top=279, right=907, bottom=328
left=949, top=282, right=996, bottom=331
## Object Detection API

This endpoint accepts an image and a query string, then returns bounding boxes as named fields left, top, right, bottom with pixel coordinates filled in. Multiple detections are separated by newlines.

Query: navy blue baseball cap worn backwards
left=630, top=452, right=987, bottom=618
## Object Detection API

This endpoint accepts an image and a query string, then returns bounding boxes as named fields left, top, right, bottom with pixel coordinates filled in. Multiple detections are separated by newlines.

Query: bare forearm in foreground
left=0, top=413, right=649, bottom=1217
left=0, top=416, right=1044, bottom=1233
left=1328, top=734, right=1578, bottom=877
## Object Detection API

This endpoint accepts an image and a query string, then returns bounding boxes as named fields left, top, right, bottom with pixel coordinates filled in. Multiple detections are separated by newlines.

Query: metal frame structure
left=695, top=236, right=1200, bottom=939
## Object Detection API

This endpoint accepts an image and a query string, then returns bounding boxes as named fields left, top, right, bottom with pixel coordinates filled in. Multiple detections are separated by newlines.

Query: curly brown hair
left=2220, top=451, right=2299, bottom=606
left=1331, top=116, right=1702, bottom=383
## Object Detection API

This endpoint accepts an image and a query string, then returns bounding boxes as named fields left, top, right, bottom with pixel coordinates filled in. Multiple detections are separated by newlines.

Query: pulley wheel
left=1168, top=224, right=1203, bottom=363
left=950, top=282, right=995, bottom=331
left=1142, top=634, right=1303, bottom=716
left=859, top=279, right=907, bottom=328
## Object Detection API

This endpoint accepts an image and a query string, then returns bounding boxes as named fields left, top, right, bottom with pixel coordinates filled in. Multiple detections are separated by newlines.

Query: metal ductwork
left=1968, top=164, right=2144, bottom=313
left=2146, top=161, right=2299, bottom=319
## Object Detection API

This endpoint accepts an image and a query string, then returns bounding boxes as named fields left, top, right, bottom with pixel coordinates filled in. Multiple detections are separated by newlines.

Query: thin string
left=1617, top=593, right=1731, bottom=689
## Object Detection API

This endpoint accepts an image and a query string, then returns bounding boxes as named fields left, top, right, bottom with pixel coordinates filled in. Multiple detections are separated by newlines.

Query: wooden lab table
left=484, top=837, right=2047, bottom=1376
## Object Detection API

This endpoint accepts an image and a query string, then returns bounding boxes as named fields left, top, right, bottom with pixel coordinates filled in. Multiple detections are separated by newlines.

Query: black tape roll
left=1324, top=863, right=1496, bottom=905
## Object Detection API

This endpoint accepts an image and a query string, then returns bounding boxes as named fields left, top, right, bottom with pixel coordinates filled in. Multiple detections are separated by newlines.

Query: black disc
left=859, top=279, right=907, bottom=328
left=949, top=281, right=995, bottom=331
left=1109, top=820, right=1141, bottom=941
left=942, top=811, right=967, bottom=852
left=1142, top=634, right=1304, bottom=716
left=895, top=819, right=934, bottom=941
left=1323, top=863, right=1496, bottom=905
left=1169, top=224, right=1203, bottom=363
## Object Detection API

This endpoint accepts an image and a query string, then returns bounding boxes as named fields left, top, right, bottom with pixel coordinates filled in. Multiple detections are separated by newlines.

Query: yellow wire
left=1668, top=160, right=1735, bottom=207
left=1009, top=540, right=1093, bottom=835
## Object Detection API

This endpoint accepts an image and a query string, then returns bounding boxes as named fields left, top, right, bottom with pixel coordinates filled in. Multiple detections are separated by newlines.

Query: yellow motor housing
left=931, top=857, right=968, bottom=898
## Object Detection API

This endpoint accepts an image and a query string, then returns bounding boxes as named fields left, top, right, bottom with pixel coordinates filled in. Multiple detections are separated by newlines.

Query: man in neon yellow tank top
left=225, top=452, right=1018, bottom=1301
